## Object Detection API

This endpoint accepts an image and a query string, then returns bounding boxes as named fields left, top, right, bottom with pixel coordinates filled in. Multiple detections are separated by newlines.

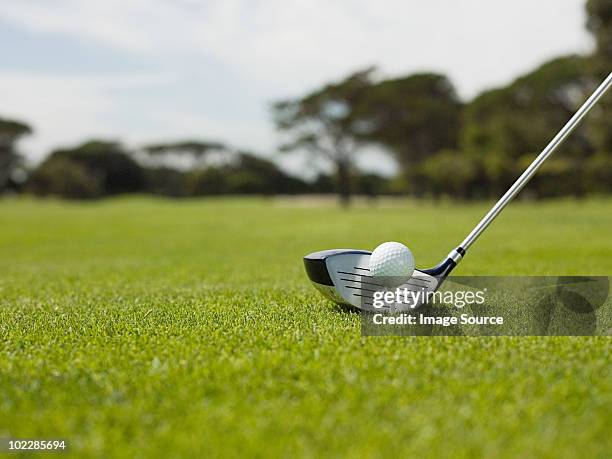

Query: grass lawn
left=1, top=196, right=611, bottom=458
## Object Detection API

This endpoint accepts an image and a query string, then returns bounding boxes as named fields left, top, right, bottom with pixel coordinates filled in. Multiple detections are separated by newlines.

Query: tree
left=587, top=0, right=612, bottom=64
left=231, top=151, right=309, bottom=194
left=186, top=151, right=309, bottom=196
left=29, top=140, right=144, bottom=198
left=460, top=56, right=600, bottom=198
left=355, top=73, right=462, bottom=169
left=140, top=140, right=228, bottom=195
left=585, top=0, right=612, bottom=152
left=420, top=150, right=478, bottom=199
left=143, top=167, right=189, bottom=197
left=143, top=140, right=309, bottom=196
left=0, top=117, right=32, bottom=191
left=143, top=141, right=227, bottom=166
left=272, top=68, right=375, bottom=206
left=28, top=157, right=102, bottom=199
left=142, top=140, right=229, bottom=170
left=462, top=56, right=594, bottom=159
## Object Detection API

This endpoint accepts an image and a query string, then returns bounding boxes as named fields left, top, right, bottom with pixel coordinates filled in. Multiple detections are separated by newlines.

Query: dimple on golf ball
left=369, top=241, right=415, bottom=287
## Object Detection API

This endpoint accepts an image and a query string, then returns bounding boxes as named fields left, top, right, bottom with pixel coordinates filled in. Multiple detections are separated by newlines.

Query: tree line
left=1, top=0, right=610, bottom=203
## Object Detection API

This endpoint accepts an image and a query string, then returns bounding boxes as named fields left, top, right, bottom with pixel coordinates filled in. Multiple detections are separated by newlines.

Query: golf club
left=304, top=71, right=612, bottom=311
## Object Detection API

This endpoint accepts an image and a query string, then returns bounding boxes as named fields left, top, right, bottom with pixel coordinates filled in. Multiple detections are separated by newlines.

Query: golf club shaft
left=457, top=71, right=612, bottom=254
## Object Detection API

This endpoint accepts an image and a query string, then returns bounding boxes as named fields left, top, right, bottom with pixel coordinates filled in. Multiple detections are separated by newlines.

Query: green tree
left=0, top=117, right=32, bottom=191
left=29, top=140, right=144, bottom=198
left=272, top=68, right=375, bottom=206
left=186, top=151, right=309, bottom=196
left=584, top=153, right=612, bottom=193
left=141, top=141, right=228, bottom=196
left=143, top=167, right=189, bottom=197
left=586, top=0, right=612, bottom=152
left=587, top=0, right=612, bottom=64
left=463, top=56, right=593, bottom=159
left=355, top=73, right=462, bottom=170
left=232, top=151, right=308, bottom=194
left=143, top=141, right=226, bottom=160
left=420, top=150, right=478, bottom=199
left=28, top=157, right=102, bottom=199
left=186, top=167, right=230, bottom=195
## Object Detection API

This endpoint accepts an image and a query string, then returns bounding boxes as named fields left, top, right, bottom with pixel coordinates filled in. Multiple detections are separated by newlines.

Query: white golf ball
left=369, top=241, right=415, bottom=287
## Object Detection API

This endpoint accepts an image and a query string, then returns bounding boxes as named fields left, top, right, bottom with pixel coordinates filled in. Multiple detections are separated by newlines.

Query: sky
left=0, top=0, right=593, bottom=176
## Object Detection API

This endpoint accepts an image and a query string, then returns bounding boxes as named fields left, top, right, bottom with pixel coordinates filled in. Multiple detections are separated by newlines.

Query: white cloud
left=0, top=0, right=592, bottom=96
left=0, top=0, right=594, bottom=173
left=0, top=0, right=173, bottom=53
left=0, top=72, right=173, bottom=162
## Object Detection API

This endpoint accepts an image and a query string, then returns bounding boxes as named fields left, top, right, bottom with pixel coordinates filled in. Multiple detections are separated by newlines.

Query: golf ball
left=369, top=241, right=415, bottom=287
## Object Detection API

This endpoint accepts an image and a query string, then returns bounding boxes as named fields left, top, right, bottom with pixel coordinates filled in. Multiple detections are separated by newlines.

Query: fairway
left=1, top=197, right=611, bottom=457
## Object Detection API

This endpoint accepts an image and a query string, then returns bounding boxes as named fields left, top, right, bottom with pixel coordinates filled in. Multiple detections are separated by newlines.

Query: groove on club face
left=304, top=249, right=446, bottom=311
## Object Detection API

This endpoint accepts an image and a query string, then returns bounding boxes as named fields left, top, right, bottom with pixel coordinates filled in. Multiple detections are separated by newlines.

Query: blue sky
left=0, top=0, right=593, bottom=176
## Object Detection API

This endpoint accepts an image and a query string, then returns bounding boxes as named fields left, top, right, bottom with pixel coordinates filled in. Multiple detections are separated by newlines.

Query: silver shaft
left=458, top=71, right=612, bottom=252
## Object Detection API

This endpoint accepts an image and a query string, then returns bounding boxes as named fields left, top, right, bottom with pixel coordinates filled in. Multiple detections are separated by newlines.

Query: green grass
left=0, top=196, right=611, bottom=458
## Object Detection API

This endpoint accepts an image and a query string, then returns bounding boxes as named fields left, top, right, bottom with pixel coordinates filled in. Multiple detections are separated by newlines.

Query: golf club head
left=304, top=249, right=459, bottom=312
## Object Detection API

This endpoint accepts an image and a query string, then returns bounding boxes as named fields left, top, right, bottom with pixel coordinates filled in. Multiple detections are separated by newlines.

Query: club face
left=304, top=249, right=452, bottom=312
